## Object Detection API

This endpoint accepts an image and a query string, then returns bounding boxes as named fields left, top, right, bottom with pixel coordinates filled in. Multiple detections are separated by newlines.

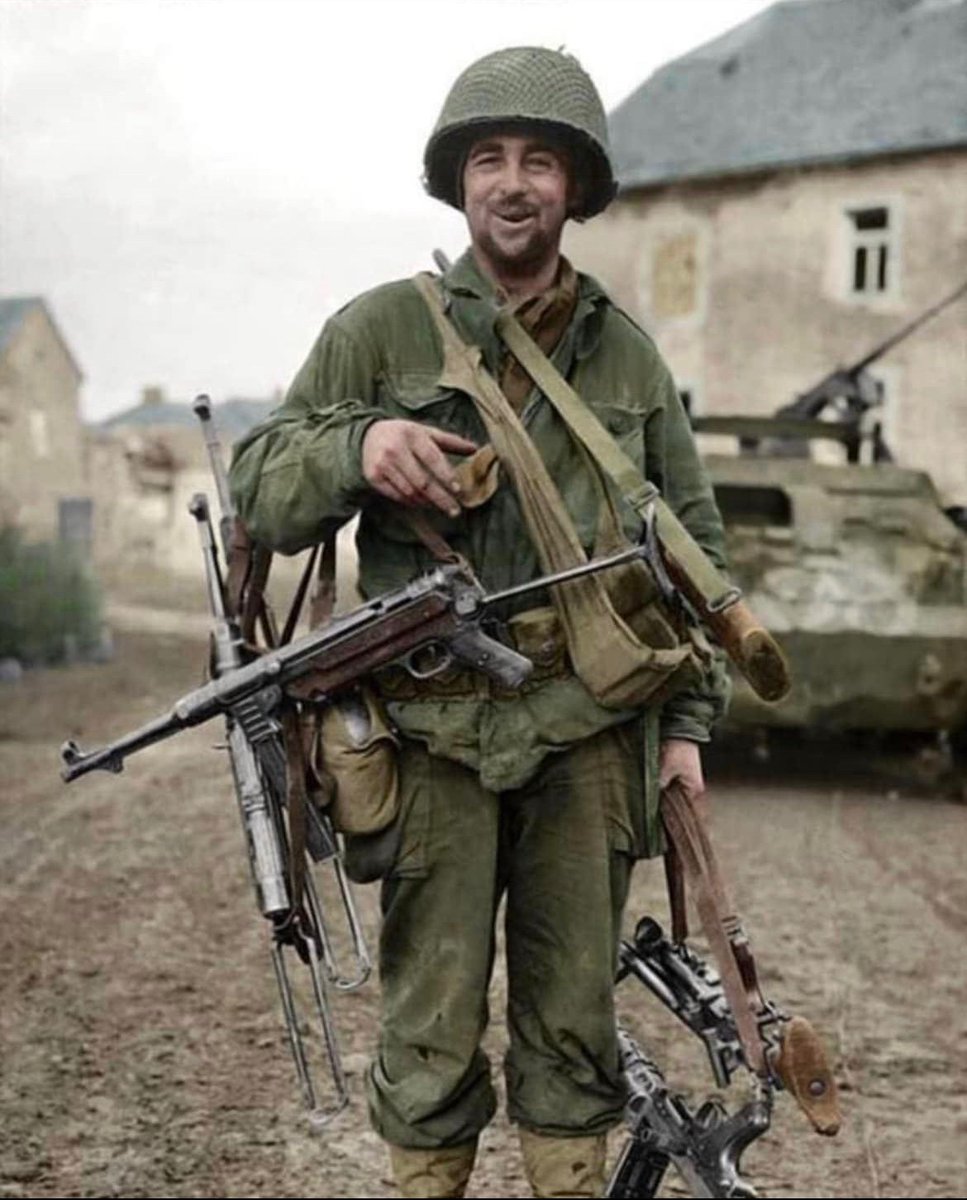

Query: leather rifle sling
left=220, top=516, right=278, bottom=648
left=663, top=785, right=842, bottom=1133
left=281, top=703, right=310, bottom=935
left=660, top=779, right=768, bottom=1076
left=224, top=517, right=254, bottom=619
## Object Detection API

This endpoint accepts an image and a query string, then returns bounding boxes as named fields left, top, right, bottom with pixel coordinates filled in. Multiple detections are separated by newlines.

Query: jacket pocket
left=372, top=373, right=479, bottom=545
left=594, top=402, right=645, bottom=469
left=380, top=371, right=475, bottom=434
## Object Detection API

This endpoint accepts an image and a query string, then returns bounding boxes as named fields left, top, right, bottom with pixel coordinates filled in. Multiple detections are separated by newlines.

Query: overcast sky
left=1, top=0, right=774, bottom=421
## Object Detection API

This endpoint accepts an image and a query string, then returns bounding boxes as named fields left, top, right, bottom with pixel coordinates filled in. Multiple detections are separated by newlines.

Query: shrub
left=0, top=526, right=103, bottom=665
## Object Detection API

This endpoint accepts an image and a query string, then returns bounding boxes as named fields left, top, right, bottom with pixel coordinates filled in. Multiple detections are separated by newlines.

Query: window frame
left=842, top=200, right=901, bottom=303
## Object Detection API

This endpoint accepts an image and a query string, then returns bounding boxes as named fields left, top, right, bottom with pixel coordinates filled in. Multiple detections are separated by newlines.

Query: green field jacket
left=229, top=251, right=729, bottom=853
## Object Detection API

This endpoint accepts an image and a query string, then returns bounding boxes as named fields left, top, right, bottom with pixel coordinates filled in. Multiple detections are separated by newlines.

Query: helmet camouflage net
left=423, top=46, right=618, bottom=219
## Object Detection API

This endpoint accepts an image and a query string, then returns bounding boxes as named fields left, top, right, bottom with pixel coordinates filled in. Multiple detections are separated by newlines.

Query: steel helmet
left=423, top=46, right=617, bottom=219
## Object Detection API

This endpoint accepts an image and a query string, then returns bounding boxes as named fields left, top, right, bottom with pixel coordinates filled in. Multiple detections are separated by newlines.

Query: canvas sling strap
left=493, top=303, right=799, bottom=712
left=492, top=304, right=737, bottom=616
left=661, top=780, right=841, bottom=1135
left=414, top=272, right=696, bottom=711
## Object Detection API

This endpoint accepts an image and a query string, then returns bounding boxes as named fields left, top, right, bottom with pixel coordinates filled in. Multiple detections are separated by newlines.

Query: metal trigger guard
left=402, top=641, right=454, bottom=680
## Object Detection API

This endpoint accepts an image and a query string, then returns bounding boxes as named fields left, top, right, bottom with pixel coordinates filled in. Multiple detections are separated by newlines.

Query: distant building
left=0, top=297, right=91, bottom=548
left=88, top=388, right=276, bottom=575
left=99, top=388, right=275, bottom=443
left=568, top=0, right=967, bottom=505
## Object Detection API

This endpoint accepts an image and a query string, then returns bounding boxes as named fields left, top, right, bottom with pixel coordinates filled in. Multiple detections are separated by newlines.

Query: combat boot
left=388, top=1141, right=477, bottom=1198
left=518, top=1128, right=608, bottom=1198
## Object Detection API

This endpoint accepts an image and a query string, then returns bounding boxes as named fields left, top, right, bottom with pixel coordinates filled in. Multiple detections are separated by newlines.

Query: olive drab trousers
left=365, top=722, right=644, bottom=1148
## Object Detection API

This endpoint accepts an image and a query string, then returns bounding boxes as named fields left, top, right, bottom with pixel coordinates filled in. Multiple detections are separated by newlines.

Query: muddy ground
left=1, top=621, right=966, bottom=1199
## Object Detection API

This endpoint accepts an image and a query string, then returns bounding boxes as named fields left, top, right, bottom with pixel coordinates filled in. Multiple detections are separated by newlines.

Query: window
left=847, top=205, right=893, bottom=296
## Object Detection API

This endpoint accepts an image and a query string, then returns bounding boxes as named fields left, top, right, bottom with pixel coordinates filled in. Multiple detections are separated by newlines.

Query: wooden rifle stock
left=663, top=550, right=791, bottom=704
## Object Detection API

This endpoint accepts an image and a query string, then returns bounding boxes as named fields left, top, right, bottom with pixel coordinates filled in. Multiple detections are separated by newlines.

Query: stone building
left=567, top=0, right=967, bottom=506
left=90, top=390, right=360, bottom=605
left=0, top=297, right=89, bottom=547
left=89, top=390, right=274, bottom=576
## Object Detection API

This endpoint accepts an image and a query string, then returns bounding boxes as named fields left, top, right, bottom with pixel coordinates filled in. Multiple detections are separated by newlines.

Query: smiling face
left=461, top=131, right=573, bottom=290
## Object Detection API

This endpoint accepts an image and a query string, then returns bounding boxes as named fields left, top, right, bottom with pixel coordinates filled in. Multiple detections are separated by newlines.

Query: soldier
left=230, top=46, right=728, bottom=1199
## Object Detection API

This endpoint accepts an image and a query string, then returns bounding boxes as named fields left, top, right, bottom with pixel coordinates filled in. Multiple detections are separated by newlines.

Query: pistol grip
left=449, top=627, right=533, bottom=689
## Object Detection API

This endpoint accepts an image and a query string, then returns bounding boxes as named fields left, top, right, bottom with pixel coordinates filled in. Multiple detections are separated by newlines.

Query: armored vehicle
left=694, top=282, right=967, bottom=744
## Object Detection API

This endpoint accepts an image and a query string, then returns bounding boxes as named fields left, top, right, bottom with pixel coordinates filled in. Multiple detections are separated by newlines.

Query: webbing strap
left=414, top=272, right=693, bottom=711
left=495, top=309, right=736, bottom=613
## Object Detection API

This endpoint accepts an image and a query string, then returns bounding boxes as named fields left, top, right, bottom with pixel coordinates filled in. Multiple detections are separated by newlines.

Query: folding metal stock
left=190, top=398, right=372, bottom=1124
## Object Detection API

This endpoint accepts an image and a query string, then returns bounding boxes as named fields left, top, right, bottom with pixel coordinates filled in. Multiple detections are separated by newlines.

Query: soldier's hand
left=659, top=738, right=708, bottom=821
left=362, top=419, right=478, bottom=517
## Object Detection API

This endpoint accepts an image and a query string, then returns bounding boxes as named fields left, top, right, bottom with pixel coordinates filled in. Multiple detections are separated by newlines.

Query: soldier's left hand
left=659, top=738, right=708, bottom=818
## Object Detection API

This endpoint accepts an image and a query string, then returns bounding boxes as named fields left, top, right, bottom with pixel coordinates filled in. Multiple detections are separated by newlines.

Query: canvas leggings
left=365, top=722, right=643, bottom=1148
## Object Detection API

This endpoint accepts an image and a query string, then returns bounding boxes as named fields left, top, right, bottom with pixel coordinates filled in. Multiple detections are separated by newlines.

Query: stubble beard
left=475, top=220, right=560, bottom=283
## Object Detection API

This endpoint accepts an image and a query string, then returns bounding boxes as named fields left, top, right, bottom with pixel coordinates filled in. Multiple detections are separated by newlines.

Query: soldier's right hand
left=362, top=419, right=478, bottom=518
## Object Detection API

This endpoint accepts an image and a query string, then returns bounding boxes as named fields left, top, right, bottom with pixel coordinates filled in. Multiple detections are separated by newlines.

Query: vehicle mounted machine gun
left=693, top=278, right=967, bottom=464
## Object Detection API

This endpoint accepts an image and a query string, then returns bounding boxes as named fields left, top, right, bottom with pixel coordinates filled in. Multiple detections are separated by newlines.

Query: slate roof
left=609, top=0, right=967, bottom=190
left=99, top=397, right=275, bottom=442
left=0, top=298, right=38, bottom=358
left=0, top=296, right=83, bottom=377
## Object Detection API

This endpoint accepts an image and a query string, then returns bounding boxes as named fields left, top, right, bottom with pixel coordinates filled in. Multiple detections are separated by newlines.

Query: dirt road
left=1, top=630, right=965, bottom=1198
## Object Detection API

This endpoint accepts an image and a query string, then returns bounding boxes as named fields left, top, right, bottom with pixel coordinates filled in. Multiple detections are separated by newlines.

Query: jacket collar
left=439, top=248, right=610, bottom=365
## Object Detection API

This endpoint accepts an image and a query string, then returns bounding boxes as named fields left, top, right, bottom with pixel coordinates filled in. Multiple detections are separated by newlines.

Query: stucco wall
left=87, top=424, right=361, bottom=612
left=86, top=427, right=209, bottom=575
left=0, top=306, right=87, bottom=538
left=567, top=148, right=967, bottom=505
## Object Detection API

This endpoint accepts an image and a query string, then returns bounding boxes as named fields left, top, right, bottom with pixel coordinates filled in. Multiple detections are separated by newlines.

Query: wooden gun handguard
left=664, top=552, right=791, bottom=703
left=707, top=595, right=791, bottom=704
